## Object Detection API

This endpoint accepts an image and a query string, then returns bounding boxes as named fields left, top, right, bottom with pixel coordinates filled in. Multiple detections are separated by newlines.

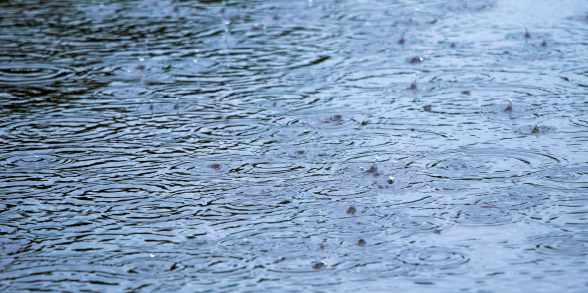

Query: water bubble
left=150, top=254, right=154, bottom=257
left=193, top=59, right=198, bottom=63
left=139, top=58, right=144, bottom=62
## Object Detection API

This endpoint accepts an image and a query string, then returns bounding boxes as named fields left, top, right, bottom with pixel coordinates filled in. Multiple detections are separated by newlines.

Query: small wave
left=396, top=247, right=469, bottom=270
left=413, top=148, right=563, bottom=180
left=530, top=234, right=588, bottom=257
left=0, top=64, right=75, bottom=85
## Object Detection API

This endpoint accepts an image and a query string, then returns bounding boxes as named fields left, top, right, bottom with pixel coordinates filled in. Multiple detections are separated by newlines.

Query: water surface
left=1, top=0, right=588, bottom=292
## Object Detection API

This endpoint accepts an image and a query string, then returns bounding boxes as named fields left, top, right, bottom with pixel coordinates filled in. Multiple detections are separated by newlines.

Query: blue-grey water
left=1, top=0, right=588, bottom=292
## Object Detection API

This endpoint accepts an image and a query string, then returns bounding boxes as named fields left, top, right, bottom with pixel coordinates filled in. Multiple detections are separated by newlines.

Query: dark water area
left=1, top=0, right=588, bottom=291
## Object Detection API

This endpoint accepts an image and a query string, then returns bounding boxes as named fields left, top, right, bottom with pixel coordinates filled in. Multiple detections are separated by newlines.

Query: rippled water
left=1, top=0, right=588, bottom=291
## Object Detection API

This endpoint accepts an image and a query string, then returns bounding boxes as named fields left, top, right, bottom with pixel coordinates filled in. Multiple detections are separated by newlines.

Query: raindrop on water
left=504, top=98, right=514, bottom=113
left=173, top=98, right=179, bottom=110
left=347, top=206, right=357, bottom=214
